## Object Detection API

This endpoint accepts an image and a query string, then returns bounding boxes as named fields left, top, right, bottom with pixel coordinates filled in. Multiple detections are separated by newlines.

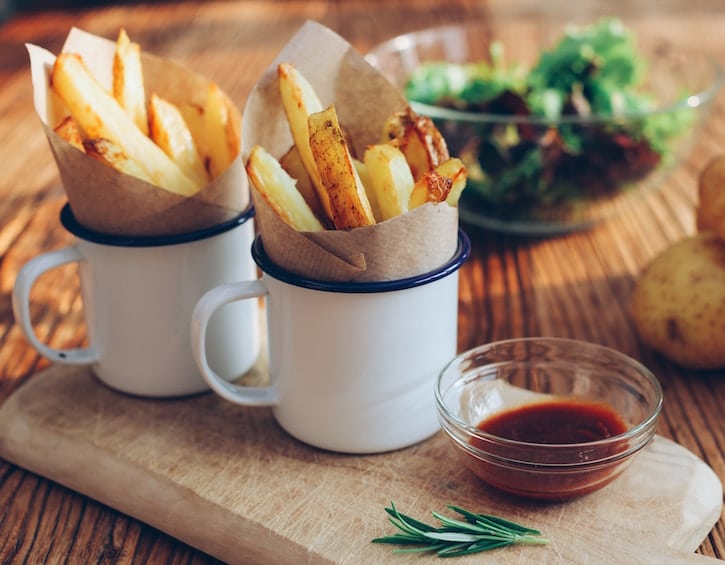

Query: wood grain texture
left=0, top=1, right=724, bottom=563
left=0, top=364, right=721, bottom=565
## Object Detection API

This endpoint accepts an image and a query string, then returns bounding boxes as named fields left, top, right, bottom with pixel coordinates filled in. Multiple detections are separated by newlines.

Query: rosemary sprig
left=372, top=502, right=549, bottom=557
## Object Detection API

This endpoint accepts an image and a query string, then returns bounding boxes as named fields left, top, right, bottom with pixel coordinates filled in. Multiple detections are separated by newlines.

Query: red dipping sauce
left=477, top=399, right=628, bottom=444
left=466, top=399, right=631, bottom=500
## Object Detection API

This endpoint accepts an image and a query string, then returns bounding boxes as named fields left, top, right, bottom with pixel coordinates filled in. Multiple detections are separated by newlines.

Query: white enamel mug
left=13, top=204, right=260, bottom=397
left=191, top=230, right=470, bottom=453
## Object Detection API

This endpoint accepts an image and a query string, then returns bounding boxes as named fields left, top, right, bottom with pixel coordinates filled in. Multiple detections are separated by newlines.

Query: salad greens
left=404, top=18, right=695, bottom=222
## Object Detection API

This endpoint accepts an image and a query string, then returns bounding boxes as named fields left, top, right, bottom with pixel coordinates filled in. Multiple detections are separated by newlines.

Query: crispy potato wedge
left=203, top=82, right=241, bottom=179
left=52, top=52, right=199, bottom=196
left=278, top=63, right=331, bottom=221
left=409, top=158, right=466, bottom=209
left=83, top=137, right=153, bottom=183
left=279, top=144, right=328, bottom=228
left=383, top=109, right=450, bottom=180
left=247, top=145, right=323, bottom=232
left=353, top=157, right=370, bottom=193
left=409, top=171, right=452, bottom=209
left=362, top=143, right=415, bottom=222
left=149, top=93, right=208, bottom=187
left=309, top=105, right=375, bottom=230
left=440, top=157, right=467, bottom=206
left=53, top=115, right=85, bottom=152
left=113, top=28, right=148, bottom=135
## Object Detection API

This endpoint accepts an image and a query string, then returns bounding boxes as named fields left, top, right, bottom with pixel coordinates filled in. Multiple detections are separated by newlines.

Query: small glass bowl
left=367, top=22, right=722, bottom=235
left=435, top=338, right=663, bottom=501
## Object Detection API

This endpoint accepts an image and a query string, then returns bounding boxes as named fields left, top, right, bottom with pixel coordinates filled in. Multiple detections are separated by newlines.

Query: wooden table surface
left=0, top=1, right=723, bottom=563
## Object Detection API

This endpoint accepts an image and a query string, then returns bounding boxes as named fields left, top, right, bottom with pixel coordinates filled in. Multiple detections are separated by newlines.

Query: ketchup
left=476, top=399, right=628, bottom=444
left=467, top=399, right=630, bottom=500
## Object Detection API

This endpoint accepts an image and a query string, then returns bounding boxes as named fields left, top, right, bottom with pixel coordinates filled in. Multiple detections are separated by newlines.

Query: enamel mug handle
left=191, top=280, right=277, bottom=405
left=12, top=245, right=100, bottom=365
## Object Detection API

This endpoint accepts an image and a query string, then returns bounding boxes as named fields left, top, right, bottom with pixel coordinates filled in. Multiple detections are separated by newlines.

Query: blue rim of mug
left=251, top=229, right=471, bottom=293
left=59, top=202, right=254, bottom=247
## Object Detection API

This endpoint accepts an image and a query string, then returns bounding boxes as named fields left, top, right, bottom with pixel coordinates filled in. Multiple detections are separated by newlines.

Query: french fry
left=113, top=28, right=148, bottom=135
left=247, top=145, right=323, bottom=232
left=409, top=171, right=452, bottom=209
left=178, top=102, right=207, bottom=163
left=83, top=137, right=153, bottom=183
left=382, top=109, right=450, bottom=180
left=441, top=157, right=467, bottom=206
left=148, top=93, right=209, bottom=187
left=362, top=144, right=415, bottom=222
left=278, top=63, right=332, bottom=221
left=309, top=105, right=375, bottom=230
left=203, top=82, right=241, bottom=179
left=53, top=115, right=85, bottom=152
left=353, top=157, right=371, bottom=197
left=252, top=63, right=467, bottom=230
left=51, top=52, right=200, bottom=196
left=279, top=144, right=328, bottom=228
left=409, top=157, right=466, bottom=208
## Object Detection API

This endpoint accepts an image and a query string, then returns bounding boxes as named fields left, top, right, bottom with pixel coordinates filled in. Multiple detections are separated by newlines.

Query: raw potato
left=631, top=232, right=725, bottom=369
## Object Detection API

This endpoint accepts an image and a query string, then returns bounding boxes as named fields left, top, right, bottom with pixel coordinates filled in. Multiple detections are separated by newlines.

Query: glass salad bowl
left=367, top=19, right=723, bottom=235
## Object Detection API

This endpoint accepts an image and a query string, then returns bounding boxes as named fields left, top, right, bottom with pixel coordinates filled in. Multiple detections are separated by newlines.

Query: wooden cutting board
left=0, top=364, right=721, bottom=565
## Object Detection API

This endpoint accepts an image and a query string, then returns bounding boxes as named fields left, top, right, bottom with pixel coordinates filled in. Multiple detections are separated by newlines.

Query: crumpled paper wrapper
left=242, top=20, right=459, bottom=282
left=28, top=27, right=249, bottom=237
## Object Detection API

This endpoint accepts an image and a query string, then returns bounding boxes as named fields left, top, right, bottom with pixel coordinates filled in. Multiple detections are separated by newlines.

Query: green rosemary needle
left=372, top=502, right=549, bottom=557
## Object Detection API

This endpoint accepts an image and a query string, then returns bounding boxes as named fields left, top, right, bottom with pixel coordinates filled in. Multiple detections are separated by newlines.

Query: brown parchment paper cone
left=28, top=27, right=248, bottom=237
left=242, top=20, right=459, bottom=282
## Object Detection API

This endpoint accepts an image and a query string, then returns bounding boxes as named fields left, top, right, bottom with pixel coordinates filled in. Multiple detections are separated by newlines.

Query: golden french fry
left=353, top=157, right=370, bottom=195
left=409, top=171, right=452, bottom=209
left=113, top=29, right=148, bottom=135
left=309, top=105, right=375, bottom=230
left=247, top=145, right=323, bottom=232
left=53, top=115, right=85, bottom=152
left=203, top=82, right=241, bottom=179
left=362, top=143, right=415, bottom=222
left=409, top=158, right=466, bottom=209
left=51, top=52, right=199, bottom=196
left=277, top=63, right=332, bottom=221
left=440, top=157, right=467, bottom=206
left=178, top=102, right=207, bottom=163
left=83, top=137, right=153, bottom=183
left=382, top=109, right=450, bottom=180
left=279, top=144, right=328, bottom=228
left=148, top=93, right=209, bottom=187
